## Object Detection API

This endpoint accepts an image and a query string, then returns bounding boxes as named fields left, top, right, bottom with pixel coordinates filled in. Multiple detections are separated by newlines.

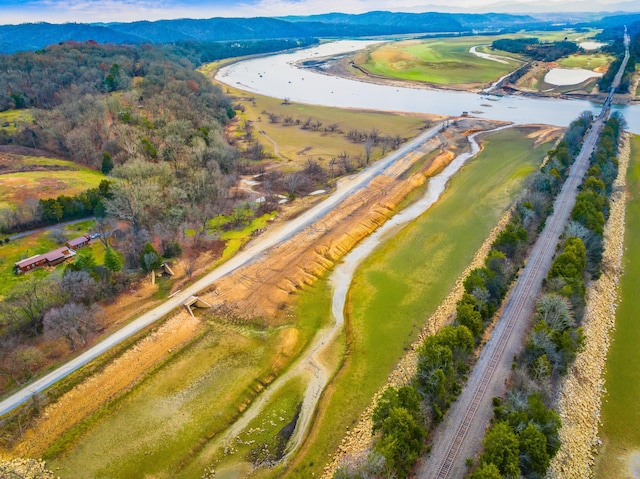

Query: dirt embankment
left=548, top=133, right=630, bottom=479
left=7, top=313, right=203, bottom=458
left=3, top=120, right=497, bottom=459
left=195, top=121, right=500, bottom=321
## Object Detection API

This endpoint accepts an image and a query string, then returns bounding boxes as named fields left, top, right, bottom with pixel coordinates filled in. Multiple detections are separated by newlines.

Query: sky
left=0, top=0, right=633, bottom=25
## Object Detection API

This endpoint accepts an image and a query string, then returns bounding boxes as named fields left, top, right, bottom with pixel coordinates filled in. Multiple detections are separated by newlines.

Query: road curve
left=0, top=123, right=445, bottom=418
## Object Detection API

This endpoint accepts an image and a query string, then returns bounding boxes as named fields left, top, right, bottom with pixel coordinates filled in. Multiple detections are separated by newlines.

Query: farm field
left=354, top=36, right=522, bottom=87
left=351, top=29, right=606, bottom=91
left=0, top=152, right=104, bottom=210
left=201, top=66, right=435, bottom=168
left=282, top=126, right=557, bottom=478
left=557, top=53, right=613, bottom=71
left=595, top=134, right=640, bottom=478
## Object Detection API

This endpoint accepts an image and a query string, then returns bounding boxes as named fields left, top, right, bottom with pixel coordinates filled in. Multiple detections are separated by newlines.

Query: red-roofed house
left=14, top=246, right=76, bottom=274
left=67, top=235, right=91, bottom=251
left=14, top=254, right=47, bottom=274
left=44, top=246, right=74, bottom=266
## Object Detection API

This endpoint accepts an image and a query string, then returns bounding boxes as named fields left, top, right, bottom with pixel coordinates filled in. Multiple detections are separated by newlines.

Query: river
left=216, top=40, right=640, bottom=134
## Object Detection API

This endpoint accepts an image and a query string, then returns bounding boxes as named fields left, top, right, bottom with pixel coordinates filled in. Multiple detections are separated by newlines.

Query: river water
left=216, top=40, right=640, bottom=134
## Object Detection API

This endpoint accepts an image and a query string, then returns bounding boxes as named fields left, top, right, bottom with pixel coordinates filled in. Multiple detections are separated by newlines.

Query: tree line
left=0, top=180, right=112, bottom=234
left=471, top=113, right=623, bottom=479
left=491, top=38, right=579, bottom=62
left=335, top=115, right=593, bottom=479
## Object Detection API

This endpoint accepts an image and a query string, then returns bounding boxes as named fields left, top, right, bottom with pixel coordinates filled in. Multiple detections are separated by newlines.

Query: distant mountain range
left=0, top=9, right=638, bottom=55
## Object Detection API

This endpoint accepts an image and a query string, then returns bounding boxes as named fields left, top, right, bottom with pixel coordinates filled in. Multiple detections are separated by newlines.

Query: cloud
left=0, top=0, right=508, bottom=24
left=0, top=0, right=627, bottom=24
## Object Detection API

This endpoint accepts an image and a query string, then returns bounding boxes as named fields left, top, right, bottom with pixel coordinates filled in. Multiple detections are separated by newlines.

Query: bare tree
left=247, top=142, right=268, bottom=161
left=184, top=250, right=198, bottom=280
left=94, top=217, right=115, bottom=247
left=49, top=228, right=67, bottom=245
left=61, top=270, right=99, bottom=305
left=364, top=138, right=375, bottom=165
left=267, top=113, right=280, bottom=124
left=43, top=303, right=102, bottom=350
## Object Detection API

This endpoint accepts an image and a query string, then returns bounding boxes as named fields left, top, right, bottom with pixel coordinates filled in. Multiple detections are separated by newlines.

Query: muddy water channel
left=213, top=126, right=507, bottom=478
left=216, top=40, right=640, bottom=133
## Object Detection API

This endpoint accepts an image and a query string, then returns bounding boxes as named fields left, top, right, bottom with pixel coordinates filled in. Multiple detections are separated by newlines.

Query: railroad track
left=421, top=109, right=610, bottom=478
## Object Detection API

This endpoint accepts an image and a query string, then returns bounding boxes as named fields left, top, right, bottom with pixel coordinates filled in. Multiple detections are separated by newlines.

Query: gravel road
left=0, top=123, right=445, bottom=418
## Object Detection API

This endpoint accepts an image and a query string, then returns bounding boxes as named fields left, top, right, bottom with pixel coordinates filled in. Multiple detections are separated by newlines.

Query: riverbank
left=280, top=126, right=558, bottom=478
left=592, top=134, right=640, bottom=479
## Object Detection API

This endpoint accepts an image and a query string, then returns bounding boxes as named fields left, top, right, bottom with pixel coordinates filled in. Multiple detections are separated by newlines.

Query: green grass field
left=357, top=36, right=522, bottom=86
left=595, top=135, right=640, bottom=478
left=282, top=127, right=555, bottom=478
left=354, top=29, right=603, bottom=89
left=0, top=154, right=104, bottom=210
left=558, top=53, right=613, bottom=70
left=0, top=109, right=33, bottom=134
left=48, top=321, right=300, bottom=478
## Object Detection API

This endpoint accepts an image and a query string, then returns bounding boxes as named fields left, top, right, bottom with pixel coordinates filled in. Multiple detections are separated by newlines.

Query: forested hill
left=0, top=11, right=553, bottom=54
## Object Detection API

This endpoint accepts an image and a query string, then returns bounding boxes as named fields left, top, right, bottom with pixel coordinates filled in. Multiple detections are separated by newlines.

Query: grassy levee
left=282, top=127, right=554, bottom=478
left=595, top=134, right=640, bottom=478
left=357, top=37, right=522, bottom=87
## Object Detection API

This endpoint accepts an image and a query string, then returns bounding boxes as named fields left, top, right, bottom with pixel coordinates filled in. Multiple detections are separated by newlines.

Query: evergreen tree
left=104, top=247, right=122, bottom=272
left=101, top=152, right=114, bottom=174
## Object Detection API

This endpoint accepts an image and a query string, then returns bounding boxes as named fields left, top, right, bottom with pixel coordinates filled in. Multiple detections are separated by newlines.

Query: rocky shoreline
left=548, top=132, right=631, bottom=479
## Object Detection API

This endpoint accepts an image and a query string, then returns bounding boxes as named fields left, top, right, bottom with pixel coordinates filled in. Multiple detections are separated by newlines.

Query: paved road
left=417, top=32, right=630, bottom=478
left=0, top=123, right=445, bottom=418
left=7, top=217, right=94, bottom=241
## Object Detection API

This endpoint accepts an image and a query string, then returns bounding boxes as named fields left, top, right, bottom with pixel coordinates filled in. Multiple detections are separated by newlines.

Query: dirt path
left=7, top=217, right=93, bottom=240
left=258, top=129, right=283, bottom=159
left=417, top=116, right=607, bottom=478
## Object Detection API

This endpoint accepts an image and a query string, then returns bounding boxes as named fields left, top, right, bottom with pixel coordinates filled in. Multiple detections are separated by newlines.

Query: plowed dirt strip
left=549, top=133, right=630, bottom=479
